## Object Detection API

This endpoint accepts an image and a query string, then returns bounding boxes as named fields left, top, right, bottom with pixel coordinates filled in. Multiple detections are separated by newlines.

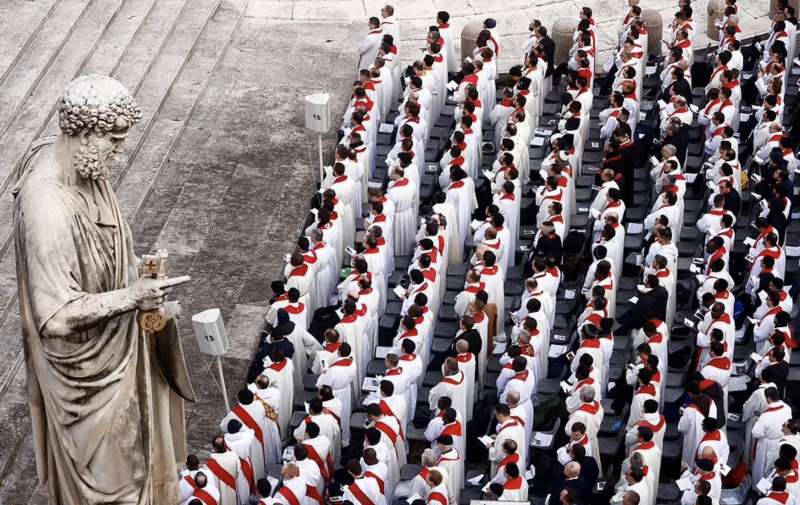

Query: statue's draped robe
left=13, top=138, right=194, bottom=504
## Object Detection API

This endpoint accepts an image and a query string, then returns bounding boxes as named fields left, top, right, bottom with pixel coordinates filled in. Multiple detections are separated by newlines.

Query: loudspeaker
left=191, top=308, right=229, bottom=356
left=304, top=93, right=331, bottom=134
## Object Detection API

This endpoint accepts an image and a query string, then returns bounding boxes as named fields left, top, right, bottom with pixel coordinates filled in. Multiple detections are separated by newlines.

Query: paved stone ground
left=0, top=0, right=770, bottom=502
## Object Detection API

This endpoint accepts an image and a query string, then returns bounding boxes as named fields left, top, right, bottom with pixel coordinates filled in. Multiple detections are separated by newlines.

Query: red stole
left=232, top=405, right=264, bottom=445
left=193, top=489, right=219, bottom=505
left=304, top=442, right=331, bottom=480
left=277, top=485, right=302, bottom=505
left=206, top=456, right=237, bottom=490
left=349, top=480, right=376, bottom=505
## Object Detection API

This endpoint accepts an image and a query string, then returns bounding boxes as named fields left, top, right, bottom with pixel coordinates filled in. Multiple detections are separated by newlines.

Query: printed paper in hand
left=629, top=296, right=639, bottom=304
left=467, top=474, right=484, bottom=486
left=478, top=435, right=495, bottom=447
left=379, top=123, right=394, bottom=134
left=676, top=477, right=693, bottom=491
left=375, top=346, right=392, bottom=359
left=363, top=377, right=380, bottom=392
left=560, top=381, right=571, bottom=393
left=493, top=343, right=507, bottom=355
left=470, top=219, right=484, bottom=231
left=719, top=463, right=731, bottom=476
left=750, top=352, right=763, bottom=362
left=533, top=432, right=553, bottom=446
left=743, top=237, right=755, bottom=246
left=689, top=264, right=700, bottom=274
left=407, top=493, right=423, bottom=504
left=756, top=477, right=771, bottom=495
left=393, top=285, right=407, bottom=298
left=346, top=245, right=357, bottom=257
left=684, top=318, right=695, bottom=328
left=590, top=208, right=601, bottom=219
left=548, top=344, right=568, bottom=358
left=627, top=222, right=644, bottom=234
left=729, top=375, right=749, bottom=392
left=368, top=181, right=383, bottom=188
left=696, top=274, right=707, bottom=283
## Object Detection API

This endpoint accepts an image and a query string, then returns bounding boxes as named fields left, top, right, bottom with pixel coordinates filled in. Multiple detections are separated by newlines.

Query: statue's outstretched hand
left=131, top=275, right=191, bottom=310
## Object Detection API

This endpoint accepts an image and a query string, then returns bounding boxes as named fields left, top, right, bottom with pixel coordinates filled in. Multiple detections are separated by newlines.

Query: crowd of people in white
left=178, top=2, right=800, bottom=505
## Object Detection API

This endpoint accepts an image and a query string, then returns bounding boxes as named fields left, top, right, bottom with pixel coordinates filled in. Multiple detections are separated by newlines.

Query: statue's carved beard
left=73, top=140, right=110, bottom=180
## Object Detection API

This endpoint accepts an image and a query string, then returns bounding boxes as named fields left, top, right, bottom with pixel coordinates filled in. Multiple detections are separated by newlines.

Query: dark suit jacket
left=722, top=190, right=742, bottom=216
left=547, top=478, right=584, bottom=505
left=540, top=36, right=556, bottom=76
left=577, top=456, right=599, bottom=495
left=448, top=329, right=483, bottom=364
left=631, top=286, right=669, bottom=328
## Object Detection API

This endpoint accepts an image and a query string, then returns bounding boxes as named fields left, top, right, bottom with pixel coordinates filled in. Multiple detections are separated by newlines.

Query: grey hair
left=580, top=386, right=595, bottom=402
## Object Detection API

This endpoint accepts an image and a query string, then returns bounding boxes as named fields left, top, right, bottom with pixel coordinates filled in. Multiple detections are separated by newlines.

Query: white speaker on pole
left=191, top=308, right=231, bottom=410
left=304, top=93, right=331, bottom=134
left=191, top=308, right=229, bottom=356
left=304, top=93, right=332, bottom=187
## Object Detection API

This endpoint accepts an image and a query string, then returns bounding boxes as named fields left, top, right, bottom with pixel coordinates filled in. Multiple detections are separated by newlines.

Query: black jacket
left=448, top=329, right=483, bottom=363
left=540, top=36, right=556, bottom=77
left=631, top=285, right=669, bottom=328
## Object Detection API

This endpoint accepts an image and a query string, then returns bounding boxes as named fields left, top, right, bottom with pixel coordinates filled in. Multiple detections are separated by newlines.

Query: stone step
left=0, top=0, right=94, bottom=139
left=0, top=0, right=60, bottom=80
left=39, top=0, right=162, bottom=136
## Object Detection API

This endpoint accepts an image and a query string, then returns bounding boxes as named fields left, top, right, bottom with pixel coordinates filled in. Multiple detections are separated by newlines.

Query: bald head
left=565, top=461, right=581, bottom=478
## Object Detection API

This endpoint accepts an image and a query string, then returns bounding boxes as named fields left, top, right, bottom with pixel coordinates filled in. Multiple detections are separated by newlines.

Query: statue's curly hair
left=58, top=75, right=142, bottom=136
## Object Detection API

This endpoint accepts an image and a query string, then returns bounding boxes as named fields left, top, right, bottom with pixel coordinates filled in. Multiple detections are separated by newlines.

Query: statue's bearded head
left=57, top=75, right=142, bottom=180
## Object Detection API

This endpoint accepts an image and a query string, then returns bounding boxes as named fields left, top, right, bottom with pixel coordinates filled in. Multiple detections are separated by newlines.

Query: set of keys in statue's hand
left=134, top=249, right=191, bottom=332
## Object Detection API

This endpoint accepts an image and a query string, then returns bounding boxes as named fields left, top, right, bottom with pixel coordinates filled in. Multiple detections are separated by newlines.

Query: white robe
left=446, top=180, right=478, bottom=252
left=207, top=451, right=241, bottom=505
left=489, top=419, right=527, bottom=477
left=223, top=429, right=258, bottom=504
left=388, top=179, right=419, bottom=256
left=454, top=353, right=477, bottom=422
left=316, top=358, right=357, bottom=447
left=752, top=401, right=793, bottom=484
left=428, top=371, right=469, bottom=423
left=247, top=384, right=283, bottom=464
left=263, top=359, right=295, bottom=442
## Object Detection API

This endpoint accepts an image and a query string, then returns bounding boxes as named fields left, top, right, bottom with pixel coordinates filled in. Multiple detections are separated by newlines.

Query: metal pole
left=216, top=356, right=230, bottom=412
left=318, top=133, right=324, bottom=186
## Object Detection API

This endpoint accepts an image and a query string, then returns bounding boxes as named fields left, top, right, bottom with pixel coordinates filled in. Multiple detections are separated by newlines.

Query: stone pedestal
left=642, top=9, right=663, bottom=58
left=707, top=0, right=725, bottom=37
left=461, top=21, right=484, bottom=64
left=552, top=17, right=575, bottom=69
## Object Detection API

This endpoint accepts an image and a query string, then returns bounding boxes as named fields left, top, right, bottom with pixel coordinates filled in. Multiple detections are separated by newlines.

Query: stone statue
left=12, top=75, right=195, bottom=504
